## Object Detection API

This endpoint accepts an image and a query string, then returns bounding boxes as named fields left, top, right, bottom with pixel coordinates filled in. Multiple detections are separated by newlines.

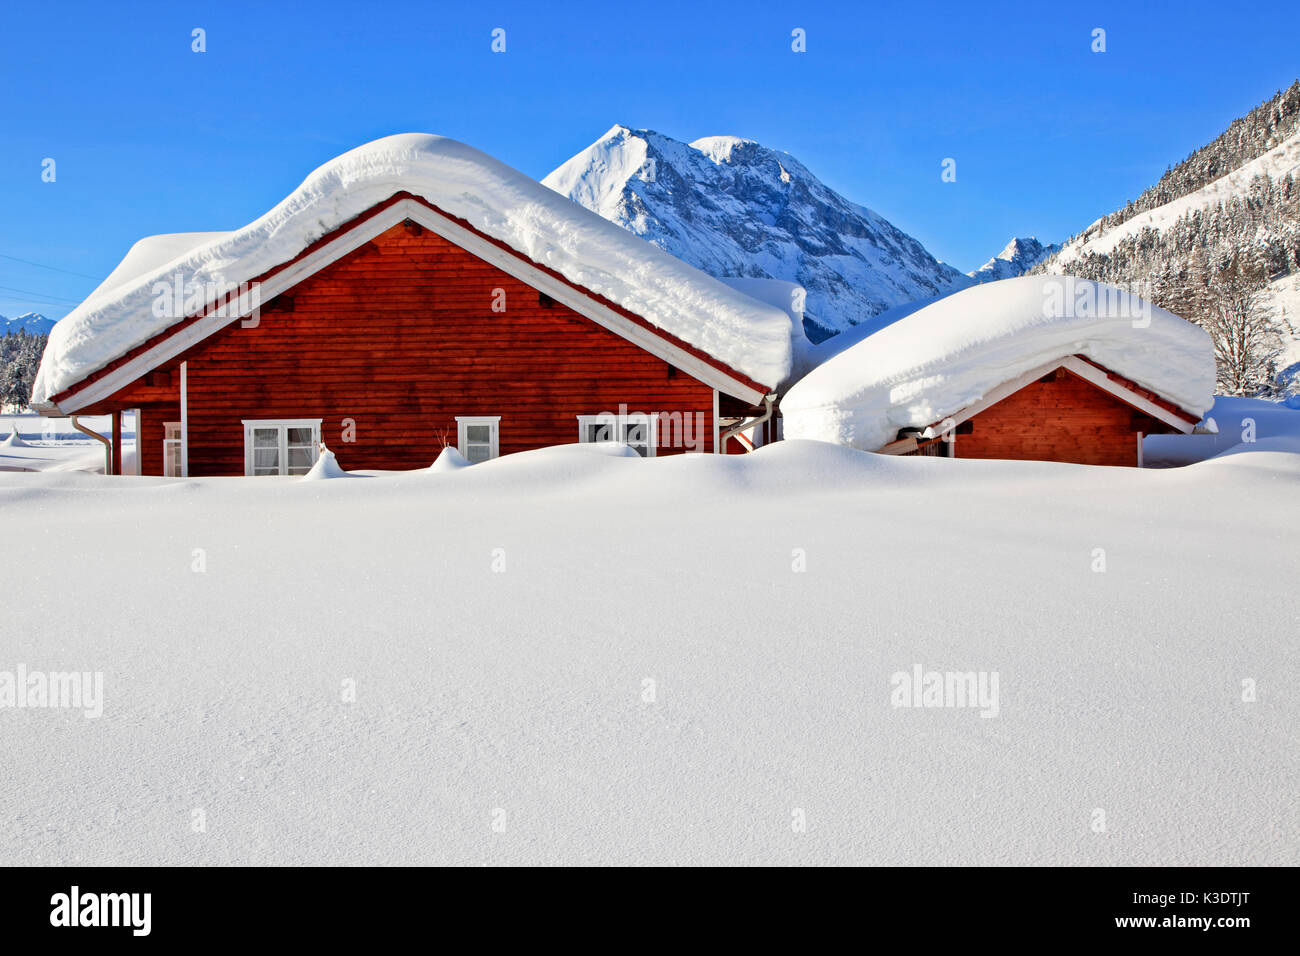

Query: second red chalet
left=31, top=134, right=796, bottom=476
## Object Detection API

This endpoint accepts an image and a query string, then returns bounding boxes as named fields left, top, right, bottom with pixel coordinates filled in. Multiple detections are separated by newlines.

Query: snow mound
left=300, top=448, right=350, bottom=480
left=782, top=276, right=1216, bottom=451
left=1143, top=395, right=1300, bottom=467
left=33, top=134, right=793, bottom=406
left=1, top=426, right=28, bottom=447
left=555, top=440, right=642, bottom=459
left=428, top=446, right=471, bottom=472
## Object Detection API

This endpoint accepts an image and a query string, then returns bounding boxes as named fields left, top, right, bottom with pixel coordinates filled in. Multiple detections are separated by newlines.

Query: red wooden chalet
left=34, top=146, right=788, bottom=477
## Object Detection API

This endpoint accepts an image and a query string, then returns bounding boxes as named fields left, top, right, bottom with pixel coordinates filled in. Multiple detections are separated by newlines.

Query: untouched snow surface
left=782, top=276, right=1215, bottom=451
left=33, top=134, right=793, bottom=405
left=1, top=440, right=1297, bottom=865
left=1144, top=395, right=1300, bottom=466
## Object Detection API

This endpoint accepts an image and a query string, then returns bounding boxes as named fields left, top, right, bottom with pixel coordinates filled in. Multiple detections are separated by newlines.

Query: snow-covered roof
left=85, top=232, right=228, bottom=304
left=781, top=276, right=1216, bottom=451
left=714, top=276, right=810, bottom=384
left=33, top=134, right=793, bottom=406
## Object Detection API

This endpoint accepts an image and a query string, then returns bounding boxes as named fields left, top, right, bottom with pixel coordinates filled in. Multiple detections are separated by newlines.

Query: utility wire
left=0, top=283, right=82, bottom=304
left=0, top=252, right=100, bottom=281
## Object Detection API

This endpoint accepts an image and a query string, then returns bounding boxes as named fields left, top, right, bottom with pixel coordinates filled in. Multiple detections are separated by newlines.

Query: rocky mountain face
left=969, top=237, right=1060, bottom=283
left=544, top=125, right=972, bottom=341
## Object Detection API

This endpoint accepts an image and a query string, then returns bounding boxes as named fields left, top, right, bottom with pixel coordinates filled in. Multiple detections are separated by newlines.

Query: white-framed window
left=242, top=419, right=321, bottom=476
left=577, top=412, right=659, bottom=457
left=163, top=422, right=182, bottom=477
left=455, top=416, right=500, bottom=463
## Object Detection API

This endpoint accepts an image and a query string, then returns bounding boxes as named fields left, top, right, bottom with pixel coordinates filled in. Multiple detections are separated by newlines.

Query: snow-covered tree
left=1196, top=260, right=1288, bottom=396
left=0, top=331, right=47, bottom=412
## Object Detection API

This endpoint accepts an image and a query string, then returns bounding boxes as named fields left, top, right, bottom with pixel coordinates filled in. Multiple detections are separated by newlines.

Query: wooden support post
left=111, top=410, right=123, bottom=476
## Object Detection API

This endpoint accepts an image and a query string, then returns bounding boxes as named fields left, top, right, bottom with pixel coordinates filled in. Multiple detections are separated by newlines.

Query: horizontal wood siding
left=956, top=369, right=1152, bottom=466
left=135, top=404, right=175, bottom=477
left=117, top=224, right=718, bottom=475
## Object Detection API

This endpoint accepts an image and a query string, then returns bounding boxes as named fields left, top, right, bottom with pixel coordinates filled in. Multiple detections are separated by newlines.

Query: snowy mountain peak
left=1, top=312, right=56, bottom=335
left=544, top=126, right=973, bottom=340
left=689, top=135, right=760, bottom=165
left=969, top=236, right=1060, bottom=284
left=997, top=236, right=1042, bottom=262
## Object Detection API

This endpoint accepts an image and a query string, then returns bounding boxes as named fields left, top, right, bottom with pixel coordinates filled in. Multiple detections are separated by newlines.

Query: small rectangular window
left=455, top=416, right=500, bottom=463
left=163, top=422, right=182, bottom=477
left=577, top=412, right=658, bottom=457
left=584, top=420, right=614, bottom=444
left=242, top=419, right=321, bottom=476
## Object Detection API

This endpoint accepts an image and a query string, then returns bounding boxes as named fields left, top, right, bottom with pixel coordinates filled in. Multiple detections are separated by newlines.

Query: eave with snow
left=32, top=134, right=793, bottom=476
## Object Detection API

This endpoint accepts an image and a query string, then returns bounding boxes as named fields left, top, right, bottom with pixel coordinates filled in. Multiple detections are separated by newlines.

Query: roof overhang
left=44, top=194, right=772, bottom=414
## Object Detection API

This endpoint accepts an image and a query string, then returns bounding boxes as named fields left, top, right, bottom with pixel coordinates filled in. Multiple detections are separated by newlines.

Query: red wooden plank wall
left=956, top=369, right=1159, bottom=466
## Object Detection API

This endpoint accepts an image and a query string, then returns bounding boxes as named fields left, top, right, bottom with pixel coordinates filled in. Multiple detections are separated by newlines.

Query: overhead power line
left=0, top=283, right=82, bottom=305
left=0, top=252, right=100, bottom=281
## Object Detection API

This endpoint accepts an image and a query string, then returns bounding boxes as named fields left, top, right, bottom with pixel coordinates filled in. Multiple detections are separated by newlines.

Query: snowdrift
left=301, top=448, right=351, bottom=480
left=782, top=276, right=1215, bottom=451
left=3, top=438, right=1298, bottom=865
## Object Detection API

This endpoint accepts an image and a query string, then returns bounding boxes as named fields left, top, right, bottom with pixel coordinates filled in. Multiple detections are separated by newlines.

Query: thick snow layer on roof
left=83, top=232, right=230, bottom=307
left=33, top=134, right=792, bottom=406
left=715, top=276, right=810, bottom=385
left=781, top=276, right=1216, bottom=451
left=715, top=276, right=803, bottom=325
left=802, top=293, right=946, bottom=369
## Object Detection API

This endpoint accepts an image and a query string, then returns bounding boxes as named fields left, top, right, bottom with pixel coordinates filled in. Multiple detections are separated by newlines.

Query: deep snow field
left=1, top=435, right=1297, bottom=866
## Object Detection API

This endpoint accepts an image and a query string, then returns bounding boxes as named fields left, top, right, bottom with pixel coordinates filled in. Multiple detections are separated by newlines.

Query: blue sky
left=2, top=0, right=1298, bottom=319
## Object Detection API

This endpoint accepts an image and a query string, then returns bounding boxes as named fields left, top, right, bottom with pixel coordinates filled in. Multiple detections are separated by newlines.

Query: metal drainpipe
left=70, top=415, right=113, bottom=474
left=719, top=393, right=776, bottom=452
